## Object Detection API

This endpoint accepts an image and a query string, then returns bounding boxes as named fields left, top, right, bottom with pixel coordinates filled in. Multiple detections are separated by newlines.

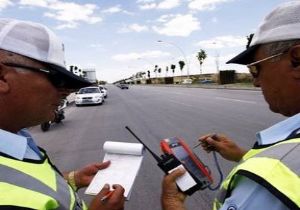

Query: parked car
left=200, top=79, right=214, bottom=84
left=118, top=83, right=129, bottom=89
left=98, top=85, right=108, bottom=98
left=182, top=79, right=192, bottom=84
left=75, top=87, right=104, bottom=106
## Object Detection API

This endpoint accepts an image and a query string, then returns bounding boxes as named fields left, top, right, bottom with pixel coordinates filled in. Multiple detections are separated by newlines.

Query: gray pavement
left=30, top=84, right=283, bottom=210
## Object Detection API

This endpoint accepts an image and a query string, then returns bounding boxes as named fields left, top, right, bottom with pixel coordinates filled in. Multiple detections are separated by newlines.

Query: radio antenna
left=125, top=126, right=161, bottom=162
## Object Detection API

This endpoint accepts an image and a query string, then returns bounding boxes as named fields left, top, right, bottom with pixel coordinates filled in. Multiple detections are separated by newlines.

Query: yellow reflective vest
left=213, top=138, right=300, bottom=210
left=0, top=148, right=87, bottom=210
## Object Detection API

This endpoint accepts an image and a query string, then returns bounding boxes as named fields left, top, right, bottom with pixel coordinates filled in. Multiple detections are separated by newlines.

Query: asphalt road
left=29, top=85, right=285, bottom=210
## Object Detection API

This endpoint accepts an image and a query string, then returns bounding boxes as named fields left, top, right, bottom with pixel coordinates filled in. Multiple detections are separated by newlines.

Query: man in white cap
left=0, top=19, right=124, bottom=210
left=161, top=1, right=300, bottom=210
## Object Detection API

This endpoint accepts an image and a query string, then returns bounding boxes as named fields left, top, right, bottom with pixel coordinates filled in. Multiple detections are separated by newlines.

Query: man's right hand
left=89, top=184, right=125, bottom=210
left=198, top=134, right=247, bottom=162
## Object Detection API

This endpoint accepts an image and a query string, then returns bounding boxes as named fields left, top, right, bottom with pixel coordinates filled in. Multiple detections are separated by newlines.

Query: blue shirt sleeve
left=220, top=175, right=289, bottom=210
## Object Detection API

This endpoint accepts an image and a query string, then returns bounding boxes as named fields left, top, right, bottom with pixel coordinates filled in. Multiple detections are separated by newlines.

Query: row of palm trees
left=140, top=49, right=207, bottom=79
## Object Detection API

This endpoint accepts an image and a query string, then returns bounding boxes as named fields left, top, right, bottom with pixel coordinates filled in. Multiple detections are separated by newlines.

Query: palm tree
left=178, top=61, right=185, bottom=81
left=154, top=65, right=158, bottom=78
left=165, top=66, right=169, bottom=77
left=158, top=68, right=161, bottom=77
left=196, top=49, right=207, bottom=74
left=178, top=61, right=185, bottom=73
left=170, top=64, right=176, bottom=76
left=246, top=33, right=254, bottom=49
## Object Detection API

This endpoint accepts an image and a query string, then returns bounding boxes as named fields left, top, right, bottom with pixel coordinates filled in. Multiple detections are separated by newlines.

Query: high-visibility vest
left=213, top=138, right=300, bottom=210
left=0, top=148, right=87, bottom=210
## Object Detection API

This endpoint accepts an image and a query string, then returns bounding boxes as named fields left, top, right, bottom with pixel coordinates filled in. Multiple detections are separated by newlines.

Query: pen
left=193, top=134, right=217, bottom=149
left=100, top=190, right=114, bottom=202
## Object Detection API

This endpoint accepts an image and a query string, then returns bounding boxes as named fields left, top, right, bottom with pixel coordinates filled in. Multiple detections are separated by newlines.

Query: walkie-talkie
left=125, top=126, right=213, bottom=195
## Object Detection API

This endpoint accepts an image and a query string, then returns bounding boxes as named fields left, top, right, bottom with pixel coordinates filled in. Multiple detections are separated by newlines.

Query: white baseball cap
left=0, top=18, right=91, bottom=88
left=227, top=1, right=300, bottom=65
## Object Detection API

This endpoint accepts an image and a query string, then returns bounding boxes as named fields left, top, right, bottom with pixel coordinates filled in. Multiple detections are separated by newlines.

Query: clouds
left=102, top=5, right=123, bottom=14
left=119, top=23, right=149, bottom=33
left=158, top=0, right=181, bottom=9
left=10, top=0, right=231, bottom=37
left=19, top=0, right=102, bottom=29
left=112, top=50, right=170, bottom=61
left=134, top=0, right=233, bottom=37
left=120, top=13, right=200, bottom=36
left=102, top=4, right=133, bottom=15
left=153, top=14, right=200, bottom=37
left=188, top=0, right=233, bottom=11
left=1, top=0, right=262, bottom=82
left=138, top=0, right=181, bottom=10
left=0, top=0, right=13, bottom=10
left=196, top=35, right=247, bottom=49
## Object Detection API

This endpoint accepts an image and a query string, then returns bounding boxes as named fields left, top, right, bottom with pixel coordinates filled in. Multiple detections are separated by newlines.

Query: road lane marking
left=167, top=99, right=195, bottom=107
left=215, top=97, right=257, bottom=104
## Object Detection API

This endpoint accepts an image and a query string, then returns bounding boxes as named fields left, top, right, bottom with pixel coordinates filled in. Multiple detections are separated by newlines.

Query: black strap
left=0, top=206, right=34, bottom=210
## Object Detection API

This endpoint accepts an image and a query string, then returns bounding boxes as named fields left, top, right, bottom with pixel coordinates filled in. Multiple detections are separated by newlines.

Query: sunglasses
left=246, top=52, right=284, bottom=78
left=3, top=63, right=66, bottom=88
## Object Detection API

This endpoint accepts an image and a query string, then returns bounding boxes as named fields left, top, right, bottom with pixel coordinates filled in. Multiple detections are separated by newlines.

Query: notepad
left=85, top=141, right=144, bottom=200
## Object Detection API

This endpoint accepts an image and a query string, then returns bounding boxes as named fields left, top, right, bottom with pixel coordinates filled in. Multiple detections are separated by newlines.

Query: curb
left=136, top=84, right=261, bottom=91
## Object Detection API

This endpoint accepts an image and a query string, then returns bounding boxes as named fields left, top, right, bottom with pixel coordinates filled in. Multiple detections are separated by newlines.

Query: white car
left=182, top=79, right=192, bottom=84
left=98, top=85, right=108, bottom=98
left=75, top=87, right=104, bottom=106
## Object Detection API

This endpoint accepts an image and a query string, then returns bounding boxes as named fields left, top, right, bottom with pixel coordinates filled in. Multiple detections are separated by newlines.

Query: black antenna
left=125, top=126, right=162, bottom=162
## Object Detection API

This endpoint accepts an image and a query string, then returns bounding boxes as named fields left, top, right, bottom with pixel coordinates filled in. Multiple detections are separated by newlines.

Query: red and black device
left=160, top=137, right=213, bottom=194
left=125, top=126, right=213, bottom=195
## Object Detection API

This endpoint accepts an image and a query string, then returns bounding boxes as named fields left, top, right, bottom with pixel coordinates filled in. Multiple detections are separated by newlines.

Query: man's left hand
left=161, top=167, right=187, bottom=210
left=73, top=161, right=110, bottom=189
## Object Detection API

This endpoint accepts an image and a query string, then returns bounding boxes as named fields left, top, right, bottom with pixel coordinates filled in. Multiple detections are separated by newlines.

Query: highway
left=29, top=85, right=285, bottom=210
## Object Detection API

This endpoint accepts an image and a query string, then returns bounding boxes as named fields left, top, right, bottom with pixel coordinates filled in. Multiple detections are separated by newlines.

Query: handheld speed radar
left=125, top=126, right=213, bottom=195
left=161, top=137, right=213, bottom=193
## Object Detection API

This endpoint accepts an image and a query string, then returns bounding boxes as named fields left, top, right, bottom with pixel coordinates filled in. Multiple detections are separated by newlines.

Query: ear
left=290, top=45, right=300, bottom=67
left=289, top=45, right=300, bottom=79
left=0, top=64, right=10, bottom=93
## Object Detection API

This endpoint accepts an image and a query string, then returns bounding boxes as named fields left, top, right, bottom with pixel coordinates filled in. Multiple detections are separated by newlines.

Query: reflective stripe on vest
left=0, top=164, right=70, bottom=210
left=256, top=141, right=300, bottom=175
left=213, top=138, right=300, bottom=210
left=0, top=155, right=86, bottom=210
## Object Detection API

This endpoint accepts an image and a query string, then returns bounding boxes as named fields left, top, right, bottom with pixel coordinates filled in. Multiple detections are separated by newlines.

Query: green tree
left=178, top=61, right=185, bottom=81
left=196, top=49, right=207, bottom=74
left=165, top=66, right=169, bottom=76
left=154, top=65, right=158, bottom=78
left=170, top=64, right=176, bottom=76
left=178, top=61, right=185, bottom=72
left=158, top=68, right=161, bottom=77
left=246, top=33, right=254, bottom=49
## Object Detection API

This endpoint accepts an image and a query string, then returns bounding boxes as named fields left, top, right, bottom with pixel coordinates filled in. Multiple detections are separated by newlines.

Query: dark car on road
left=118, top=83, right=129, bottom=89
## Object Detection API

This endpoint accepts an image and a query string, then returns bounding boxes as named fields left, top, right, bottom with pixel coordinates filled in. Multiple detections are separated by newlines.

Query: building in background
left=82, top=68, right=97, bottom=83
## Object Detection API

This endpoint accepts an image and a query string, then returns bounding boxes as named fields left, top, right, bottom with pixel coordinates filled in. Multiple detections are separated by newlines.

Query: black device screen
left=172, top=146, right=206, bottom=180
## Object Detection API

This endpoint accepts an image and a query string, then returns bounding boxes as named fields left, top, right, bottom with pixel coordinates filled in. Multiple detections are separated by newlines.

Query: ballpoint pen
left=193, top=134, right=217, bottom=149
left=100, top=190, right=114, bottom=203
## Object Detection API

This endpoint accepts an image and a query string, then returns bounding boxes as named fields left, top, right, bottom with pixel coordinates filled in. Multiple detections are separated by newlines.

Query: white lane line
left=215, top=97, right=257, bottom=104
left=167, top=99, right=195, bottom=107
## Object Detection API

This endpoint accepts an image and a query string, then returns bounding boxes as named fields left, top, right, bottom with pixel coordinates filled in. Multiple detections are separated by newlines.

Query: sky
left=0, top=0, right=286, bottom=83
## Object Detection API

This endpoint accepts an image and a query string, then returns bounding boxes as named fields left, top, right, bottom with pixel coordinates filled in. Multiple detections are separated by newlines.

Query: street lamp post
left=212, top=42, right=220, bottom=84
left=157, top=40, right=189, bottom=78
left=212, top=42, right=220, bottom=73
